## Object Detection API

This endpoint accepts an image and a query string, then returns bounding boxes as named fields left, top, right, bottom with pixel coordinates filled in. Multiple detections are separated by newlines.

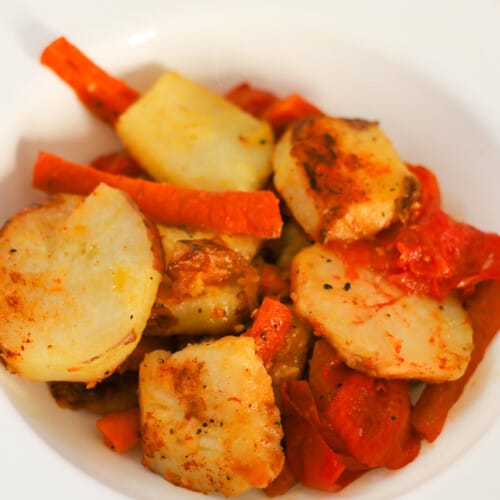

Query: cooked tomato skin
left=331, top=165, right=500, bottom=300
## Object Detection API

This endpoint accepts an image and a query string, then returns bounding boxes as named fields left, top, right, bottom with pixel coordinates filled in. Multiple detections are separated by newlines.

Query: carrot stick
left=40, top=37, right=139, bottom=124
left=33, top=151, right=283, bottom=238
left=411, top=280, right=500, bottom=442
left=96, top=407, right=141, bottom=452
left=245, top=297, right=293, bottom=368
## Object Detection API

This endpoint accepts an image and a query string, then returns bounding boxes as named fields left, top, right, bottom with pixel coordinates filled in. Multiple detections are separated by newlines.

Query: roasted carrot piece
left=412, top=280, right=500, bottom=442
left=41, top=37, right=139, bottom=124
left=96, top=407, right=141, bottom=452
left=91, top=150, right=145, bottom=178
left=32, top=151, right=283, bottom=238
left=225, top=82, right=278, bottom=117
left=261, top=93, right=322, bottom=136
left=244, top=297, right=293, bottom=368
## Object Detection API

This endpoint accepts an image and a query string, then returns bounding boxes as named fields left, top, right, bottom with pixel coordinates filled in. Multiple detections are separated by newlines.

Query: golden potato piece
left=0, top=184, right=162, bottom=383
left=157, top=224, right=262, bottom=263
left=149, top=239, right=259, bottom=336
left=291, top=244, right=473, bottom=382
left=139, top=336, right=284, bottom=496
left=117, top=71, right=274, bottom=191
left=273, top=116, right=418, bottom=242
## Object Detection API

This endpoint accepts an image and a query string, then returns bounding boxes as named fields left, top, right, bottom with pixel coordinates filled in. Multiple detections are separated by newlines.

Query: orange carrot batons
left=33, top=151, right=283, bottom=238
left=41, top=37, right=139, bottom=124
left=244, top=297, right=293, bottom=368
left=96, top=407, right=141, bottom=452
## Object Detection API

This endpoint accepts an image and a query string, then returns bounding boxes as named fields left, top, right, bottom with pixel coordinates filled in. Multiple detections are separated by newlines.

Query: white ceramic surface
left=0, top=1, right=499, bottom=499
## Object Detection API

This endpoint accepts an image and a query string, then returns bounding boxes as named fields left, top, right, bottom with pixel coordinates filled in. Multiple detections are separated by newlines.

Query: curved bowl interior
left=0, top=6, right=499, bottom=500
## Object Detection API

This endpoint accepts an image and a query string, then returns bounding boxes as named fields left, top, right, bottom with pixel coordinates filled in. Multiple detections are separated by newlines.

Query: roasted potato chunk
left=0, top=184, right=162, bottom=382
left=291, top=244, right=473, bottom=382
left=117, top=71, right=274, bottom=191
left=157, top=224, right=261, bottom=263
left=273, top=116, right=418, bottom=242
left=150, top=239, right=259, bottom=336
left=139, top=336, right=284, bottom=496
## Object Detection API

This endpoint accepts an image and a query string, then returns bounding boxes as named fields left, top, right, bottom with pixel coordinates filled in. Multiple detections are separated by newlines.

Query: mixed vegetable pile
left=1, top=37, right=499, bottom=497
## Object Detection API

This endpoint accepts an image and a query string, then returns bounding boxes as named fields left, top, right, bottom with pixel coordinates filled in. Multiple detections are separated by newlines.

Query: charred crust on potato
left=342, top=117, right=379, bottom=130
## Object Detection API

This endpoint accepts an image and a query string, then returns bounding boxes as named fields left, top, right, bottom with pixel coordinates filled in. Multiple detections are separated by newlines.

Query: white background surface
left=0, top=1, right=499, bottom=499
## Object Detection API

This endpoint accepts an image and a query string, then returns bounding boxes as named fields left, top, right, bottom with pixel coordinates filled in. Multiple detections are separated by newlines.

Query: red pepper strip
left=324, top=374, right=419, bottom=469
left=263, top=460, right=297, bottom=497
left=308, top=339, right=353, bottom=413
left=261, top=93, right=322, bottom=137
left=384, top=420, right=422, bottom=470
left=225, top=82, right=278, bottom=117
left=40, top=37, right=139, bottom=124
left=91, top=150, right=145, bottom=178
left=225, top=82, right=322, bottom=137
left=244, top=297, right=293, bottom=368
left=412, top=280, right=500, bottom=441
left=281, top=379, right=321, bottom=425
left=307, top=339, right=355, bottom=454
left=300, top=426, right=346, bottom=491
left=281, top=381, right=345, bottom=491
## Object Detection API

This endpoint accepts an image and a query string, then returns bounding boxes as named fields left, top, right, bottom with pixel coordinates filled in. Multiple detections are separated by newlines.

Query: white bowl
left=1, top=1, right=499, bottom=499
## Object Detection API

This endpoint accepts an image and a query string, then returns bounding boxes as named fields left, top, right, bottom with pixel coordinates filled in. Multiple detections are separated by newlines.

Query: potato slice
left=291, top=244, right=473, bottom=381
left=116, top=71, right=274, bottom=191
left=139, top=336, right=284, bottom=496
left=273, top=116, right=418, bottom=242
left=0, top=184, right=162, bottom=382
